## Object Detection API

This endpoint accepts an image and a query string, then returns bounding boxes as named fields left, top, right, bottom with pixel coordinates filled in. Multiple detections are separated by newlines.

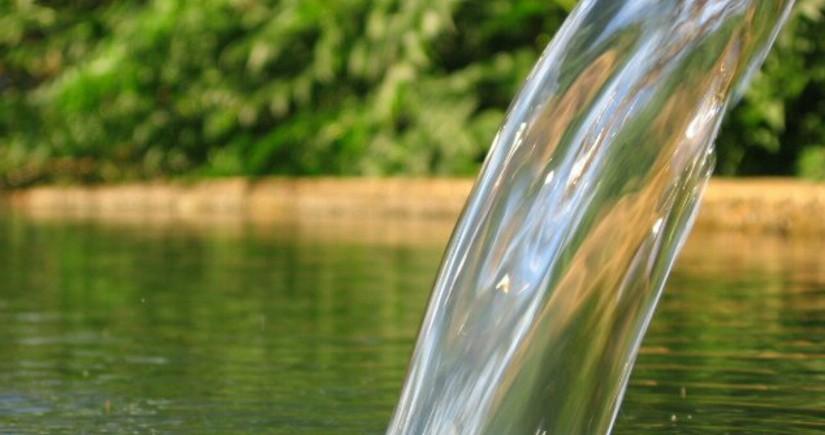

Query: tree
left=1, top=0, right=823, bottom=186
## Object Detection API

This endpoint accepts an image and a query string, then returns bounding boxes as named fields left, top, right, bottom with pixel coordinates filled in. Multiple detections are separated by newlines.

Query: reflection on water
left=0, top=213, right=436, bottom=433
left=619, top=232, right=825, bottom=433
left=0, top=213, right=822, bottom=433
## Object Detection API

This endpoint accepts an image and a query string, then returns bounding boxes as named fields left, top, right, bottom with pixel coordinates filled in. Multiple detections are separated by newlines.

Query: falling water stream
left=388, top=1, right=794, bottom=434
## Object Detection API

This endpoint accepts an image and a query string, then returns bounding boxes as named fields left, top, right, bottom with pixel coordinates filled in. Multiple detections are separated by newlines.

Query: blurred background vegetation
left=1, top=0, right=823, bottom=187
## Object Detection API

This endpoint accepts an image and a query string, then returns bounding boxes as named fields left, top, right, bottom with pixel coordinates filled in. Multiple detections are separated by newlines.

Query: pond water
left=0, top=213, right=822, bottom=434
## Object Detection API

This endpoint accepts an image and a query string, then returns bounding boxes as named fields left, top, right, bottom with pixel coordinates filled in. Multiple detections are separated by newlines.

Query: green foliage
left=799, top=147, right=825, bottom=179
left=0, top=0, right=823, bottom=186
left=716, top=0, right=825, bottom=176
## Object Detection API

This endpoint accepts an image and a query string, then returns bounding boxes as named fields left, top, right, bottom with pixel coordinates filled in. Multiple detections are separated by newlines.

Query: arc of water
left=388, top=1, right=794, bottom=434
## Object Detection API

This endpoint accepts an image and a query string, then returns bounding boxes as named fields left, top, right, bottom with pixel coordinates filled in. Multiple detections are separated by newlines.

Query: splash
left=388, top=1, right=794, bottom=434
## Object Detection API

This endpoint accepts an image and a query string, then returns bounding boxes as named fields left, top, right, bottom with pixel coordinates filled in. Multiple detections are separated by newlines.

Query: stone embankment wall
left=5, top=178, right=825, bottom=235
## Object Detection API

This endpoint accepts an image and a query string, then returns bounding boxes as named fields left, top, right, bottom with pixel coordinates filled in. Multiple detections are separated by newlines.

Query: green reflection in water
left=0, top=213, right=822, bottom=433
left=0, top=214, right=439, bottom=433
left=617, top=233, right=825, bottom=433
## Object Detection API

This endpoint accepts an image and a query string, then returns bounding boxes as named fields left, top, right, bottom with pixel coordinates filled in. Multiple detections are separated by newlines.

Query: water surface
left=0, top=213, right=822, bottom=433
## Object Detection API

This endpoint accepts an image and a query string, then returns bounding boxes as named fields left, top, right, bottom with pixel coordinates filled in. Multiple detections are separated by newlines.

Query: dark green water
left=0, top=213, right=822, bottom=434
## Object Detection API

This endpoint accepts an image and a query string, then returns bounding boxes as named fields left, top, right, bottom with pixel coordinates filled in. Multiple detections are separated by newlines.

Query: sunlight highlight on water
left=388, top=1, right=795, bottom=434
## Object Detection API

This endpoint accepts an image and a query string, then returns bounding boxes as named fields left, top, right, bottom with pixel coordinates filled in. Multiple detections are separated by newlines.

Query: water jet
left=388, top=1, right=794, bottom=433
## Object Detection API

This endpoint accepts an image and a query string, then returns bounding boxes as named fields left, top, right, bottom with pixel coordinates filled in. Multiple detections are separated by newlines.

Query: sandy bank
left=4, top=177, right=825, bottom=235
